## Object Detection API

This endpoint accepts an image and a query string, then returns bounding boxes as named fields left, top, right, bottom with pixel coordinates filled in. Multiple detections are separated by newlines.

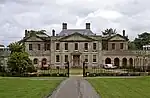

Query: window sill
left=92, top=62, right=97, bottom=64
left=92, top=50, right=97, bottom=52
left=56, top=50, right=60, bottom=52
left=64, top=62, right=69, bottom=64
left=84, top=50, right=88, bottom=52
left=55, top=62, right=61, bottom=64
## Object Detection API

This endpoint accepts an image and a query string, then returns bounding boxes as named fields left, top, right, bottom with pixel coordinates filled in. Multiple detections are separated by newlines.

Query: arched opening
left=41, top=58, right=49, bottom=70
left=105, top=58, right=111, bottom=64
left=114, top=58, right=120, bottom=66
left=42, top=58, right=47, bottom=66
left=122, top=58, right=127, bottom=67
left=129, top=58, right=133, bottom=66
left=33, top=58, right=38, bottom=64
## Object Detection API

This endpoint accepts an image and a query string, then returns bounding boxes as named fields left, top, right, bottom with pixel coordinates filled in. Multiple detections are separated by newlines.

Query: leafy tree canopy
left=8, top=42, right=24, bottom=53
left=7, top=42, right=34, bottom=74
left=102, top=28, right=117, bottom=35
left=133, top=32, right=150, bottom=50
left=128, top=41, right=137, bottom=50
left=25, top=30, right=47, bottom=38
left=28, top=30, right=46, bottom=35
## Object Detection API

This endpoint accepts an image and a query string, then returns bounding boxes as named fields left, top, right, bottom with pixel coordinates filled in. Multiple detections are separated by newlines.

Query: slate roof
left=59, top=32, right=98, bottom=41
left=58, top=29, right=95, bottom=36
left=19, top=31, right=50, bottom=42
left=102, top=34, right=129, bottom=41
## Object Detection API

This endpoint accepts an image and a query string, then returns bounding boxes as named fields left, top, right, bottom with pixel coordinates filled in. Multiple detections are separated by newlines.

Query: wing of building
left=0, top=45, right=10, bottom=66
left=20, top=23, right=150, bottom=68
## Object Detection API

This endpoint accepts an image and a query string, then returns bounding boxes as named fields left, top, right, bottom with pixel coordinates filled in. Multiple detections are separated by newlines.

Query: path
left=49, top=76, right=100, bottom=98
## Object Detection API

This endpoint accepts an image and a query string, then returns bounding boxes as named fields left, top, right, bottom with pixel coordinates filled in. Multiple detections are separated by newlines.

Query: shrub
left=146, top=66, right=150, bottom=72
left=56, top=66, right=60, bottom=69
left=85, top=66, right=88, bottom=69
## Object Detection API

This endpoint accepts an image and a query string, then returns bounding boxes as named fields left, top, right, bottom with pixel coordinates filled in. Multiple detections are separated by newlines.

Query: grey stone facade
left=0, top=46, right=10, bottom=67
left=21, top=23, right=150, bottom=68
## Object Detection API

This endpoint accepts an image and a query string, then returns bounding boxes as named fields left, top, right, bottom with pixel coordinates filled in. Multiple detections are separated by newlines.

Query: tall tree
left=133, top=32, right=150, bottom=50
left=102, top=28, right=117, bottom=35
left=8, top=42, right=25, bottom=53
left=128, top=41, right=137, bottom=50
left=7, top=42, right=34, bottom=74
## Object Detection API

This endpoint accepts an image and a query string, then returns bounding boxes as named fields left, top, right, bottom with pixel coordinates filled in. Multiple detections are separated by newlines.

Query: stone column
left=127, top=59, right=130, bottom=66
left=120, top=61, right=122, bottom=67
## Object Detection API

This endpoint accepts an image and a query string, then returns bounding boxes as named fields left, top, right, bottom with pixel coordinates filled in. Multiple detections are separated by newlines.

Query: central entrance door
left=73, top=55, right=80, bottom=67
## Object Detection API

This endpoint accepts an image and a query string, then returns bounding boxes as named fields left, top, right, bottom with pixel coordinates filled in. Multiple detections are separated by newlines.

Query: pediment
left=109, top=35, right=126, bottom=41
left=26, top=36, right=43, bottom=42
left=59, top=33, right=95, bottom=42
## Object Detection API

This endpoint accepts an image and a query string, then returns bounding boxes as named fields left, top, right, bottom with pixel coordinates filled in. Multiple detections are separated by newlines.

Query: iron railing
left=83, top=64, right=150, bottom=77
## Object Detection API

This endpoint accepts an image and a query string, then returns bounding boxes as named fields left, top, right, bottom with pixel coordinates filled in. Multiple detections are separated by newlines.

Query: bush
left=7, top=42, right=35, bottom=75
left=56, top=66, right=60, bottom=69
left=85, top=66, right=88, bottom=69
left=26, top=66, right=37, bottom=73
left=148, top=72, right=150, bottom=75
left=146, top=66, right=150, bottom=72
left=0, top=66, right=6, bottom=73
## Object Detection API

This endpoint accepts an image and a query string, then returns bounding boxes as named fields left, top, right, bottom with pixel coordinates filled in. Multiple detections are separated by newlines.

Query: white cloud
left=0, top=0, right=149, bottom=45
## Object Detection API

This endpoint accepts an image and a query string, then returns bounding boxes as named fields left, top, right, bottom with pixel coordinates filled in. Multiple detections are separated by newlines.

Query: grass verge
left=88, top=76, right=150, bottom=98
left=0, top=77, right=64, bottom=98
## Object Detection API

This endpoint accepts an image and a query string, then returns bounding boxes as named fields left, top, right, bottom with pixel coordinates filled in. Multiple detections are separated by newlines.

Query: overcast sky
left=0, top=0, right=150, bottom=46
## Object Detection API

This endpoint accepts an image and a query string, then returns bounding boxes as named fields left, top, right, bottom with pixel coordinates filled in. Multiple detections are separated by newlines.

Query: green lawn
left=0, top=77, right=64, bottom=98
left=88, top=77, right=150, bottom=98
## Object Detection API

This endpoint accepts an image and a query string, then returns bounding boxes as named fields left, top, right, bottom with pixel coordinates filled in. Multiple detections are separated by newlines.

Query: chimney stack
left=25, top=30, right=28, bottom=37
left=123, top=30, right=125, bottom=36
left=52, top=29, right=55, bottom=36
left=86, top=23, right=90, bottom=29
left=62, top=23, right=67, bottom=30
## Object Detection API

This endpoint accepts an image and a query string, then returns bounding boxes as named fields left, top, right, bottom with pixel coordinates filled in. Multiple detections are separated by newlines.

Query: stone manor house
left=20, top=23, right=150, bottom=68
